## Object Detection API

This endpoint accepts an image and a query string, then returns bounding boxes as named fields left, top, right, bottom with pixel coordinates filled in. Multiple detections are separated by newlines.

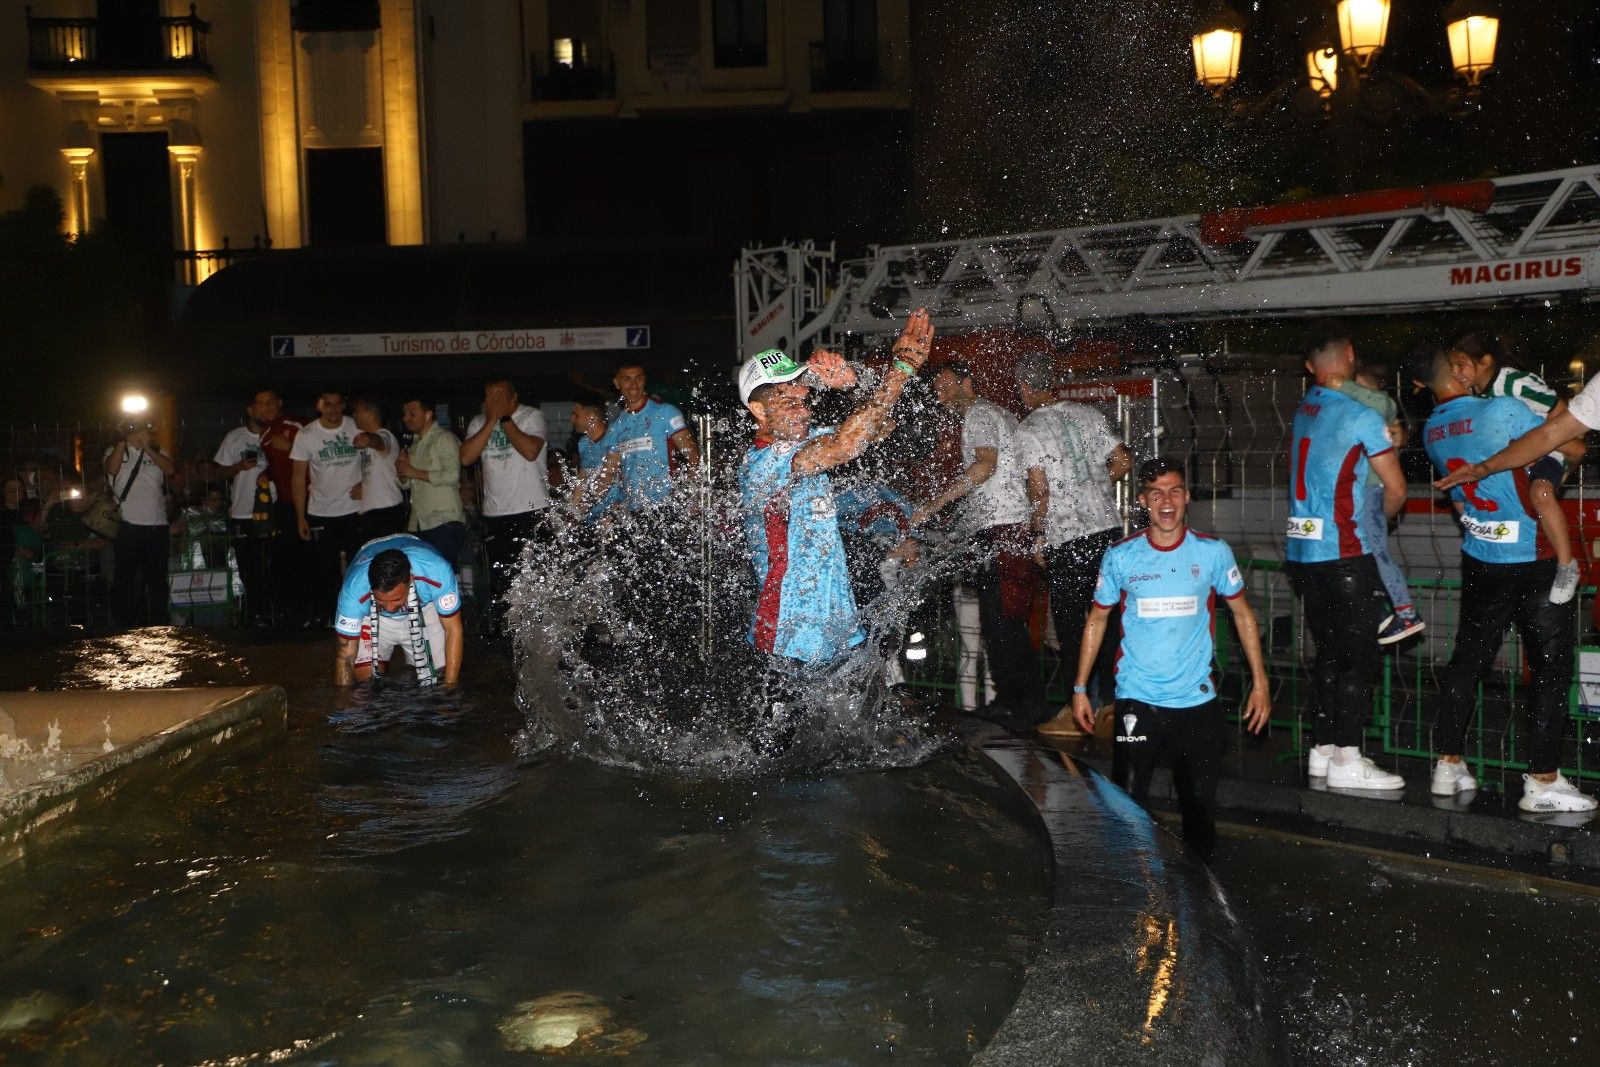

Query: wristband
left=893, top=358, right=917, bottom=377
left=1072, top=684, right=1087, bottom=694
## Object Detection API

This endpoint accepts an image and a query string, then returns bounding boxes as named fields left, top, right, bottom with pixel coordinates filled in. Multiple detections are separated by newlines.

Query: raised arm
left=791, top=309, right=932, bottom=476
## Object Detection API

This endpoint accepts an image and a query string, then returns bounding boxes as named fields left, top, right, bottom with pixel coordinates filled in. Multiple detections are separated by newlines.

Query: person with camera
left=105, top=420, right=176, bottom=628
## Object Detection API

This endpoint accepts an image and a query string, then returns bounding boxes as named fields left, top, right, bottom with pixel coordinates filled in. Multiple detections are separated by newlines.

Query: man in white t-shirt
left=459, top=379, right=550, bottom=621
left=105, top=417, right=176, bottom=628
left=211, top=399, right=273, bottom=623
left=1013, top=354, right=1132, bottom=736
left=352, top=398, right=406, bottom=541
left=915, top=361, right=1043, bottom=723
left=290, top=388, right=363, bottom=625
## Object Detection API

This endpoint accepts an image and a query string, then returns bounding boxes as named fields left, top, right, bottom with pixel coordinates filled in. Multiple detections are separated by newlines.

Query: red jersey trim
left=753, top=498, right=790, bottom=653
left=1334, top=444, right=1364, bottom=557
left=1145, top=528, right=1188, bottom=552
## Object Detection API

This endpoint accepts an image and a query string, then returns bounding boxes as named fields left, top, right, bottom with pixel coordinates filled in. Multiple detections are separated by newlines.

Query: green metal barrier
left=901, top=560, right=1600, bottom=786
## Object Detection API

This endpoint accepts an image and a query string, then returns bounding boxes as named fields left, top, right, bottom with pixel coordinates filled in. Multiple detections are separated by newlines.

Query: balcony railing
left=26, top=4, right=212, bottom=73
left=530, top=50, right=615, bottom=102
left=174, top=235, right=271, bottom=288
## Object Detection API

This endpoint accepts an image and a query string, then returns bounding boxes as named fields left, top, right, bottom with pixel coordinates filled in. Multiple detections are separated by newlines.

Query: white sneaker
left=1430, top=759, right=1478, bottom=796
left=1517, top=773, right=1598, bottom=813
left=1550, top=561, right=1580, bottom=605
left=1326, top=750, right=1406, bottom=791
left=1307, top=743, right=1338, bottom=777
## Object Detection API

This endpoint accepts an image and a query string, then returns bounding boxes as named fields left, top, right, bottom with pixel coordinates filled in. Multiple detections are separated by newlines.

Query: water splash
left=507, top=418, right=965, bottom=778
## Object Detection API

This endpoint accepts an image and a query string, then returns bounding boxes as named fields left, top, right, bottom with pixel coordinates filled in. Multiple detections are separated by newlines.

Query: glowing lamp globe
left=1336, top=0, right=1390, bottom=69
left=1305, top=45, right=1339, bottom=97
left=121, top=394, right=150, bottom=416
left=1444, top=1, right=1500, bottom=86
left=1192, top=6, right=1247, bottom=91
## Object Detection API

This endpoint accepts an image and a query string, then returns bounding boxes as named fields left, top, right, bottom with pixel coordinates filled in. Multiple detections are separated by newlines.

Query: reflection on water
left=0, top=630, right=1047, bottom=1064
left=53, top=627, right=249, bottom=691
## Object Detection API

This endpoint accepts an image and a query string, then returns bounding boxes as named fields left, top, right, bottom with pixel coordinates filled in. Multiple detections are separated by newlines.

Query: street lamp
left=1444, top=0, right=1500, bottom=86
left=1191, top=4, right=1246, bottom=93
left=1305, top=43, right=1339, bottom=99
left=1335, top=0, right=1391, bottom=71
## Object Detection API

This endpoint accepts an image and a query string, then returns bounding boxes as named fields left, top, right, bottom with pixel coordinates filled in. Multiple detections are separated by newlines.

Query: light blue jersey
left=1422, top=395, right=1549, bottom=564
left=334, top=534, right=461, bottom=638
left=1286, top=385, right=1394, bottom=563
left=611, top=397, right=688, bottom=509
left=1093, top=527, right=1246, bottom=708
left=576, top=426, right=621, bottom=518
left=738, top=430, right=864, bottom=665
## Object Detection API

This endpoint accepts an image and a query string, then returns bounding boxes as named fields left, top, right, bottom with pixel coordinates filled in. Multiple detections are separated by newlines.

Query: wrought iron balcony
left=26, top=4, right=212, bottom=74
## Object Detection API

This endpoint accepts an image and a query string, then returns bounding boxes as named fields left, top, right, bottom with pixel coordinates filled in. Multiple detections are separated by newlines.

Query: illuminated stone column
left=61, top=120, right=95, bottom=237
left=169, top=129, right=202, bottom=282
left=379, top=0, right=425, bottom=245
left=255, top=0, right=304, bottom=247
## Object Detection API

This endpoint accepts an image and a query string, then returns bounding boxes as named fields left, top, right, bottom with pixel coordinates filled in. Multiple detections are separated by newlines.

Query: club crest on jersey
left=1190, top=563, right=1201, bottom=579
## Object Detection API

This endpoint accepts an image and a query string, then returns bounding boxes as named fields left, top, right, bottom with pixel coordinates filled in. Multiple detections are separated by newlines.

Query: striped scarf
left=368, top=581, right=437, bottom=686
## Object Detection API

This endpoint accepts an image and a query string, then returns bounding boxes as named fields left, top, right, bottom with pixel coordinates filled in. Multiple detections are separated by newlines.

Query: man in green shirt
left=396, top=396, right=467, bottom=568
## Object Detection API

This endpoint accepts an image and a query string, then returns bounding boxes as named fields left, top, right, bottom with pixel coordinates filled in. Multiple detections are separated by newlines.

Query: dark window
left=292, top=0, right=380, bottom=33
left=100, top=131, right=173, bottom=262
left=817, top=0, right=878, bottom=90
left=713, top=0, right=766, bottom=68
left=305, top=147, right=386, bottom=246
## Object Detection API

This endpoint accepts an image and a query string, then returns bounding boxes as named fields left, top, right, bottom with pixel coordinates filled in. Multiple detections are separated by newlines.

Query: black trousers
left=112, top=521, right=169, bottom=628
left=972, top=524, right=1044, bottom=716
left=306, top=512, right=363, bottom=624
left=270, top=500, right=309, bottom=623
left=1436, top=555, right=1574, bottom=774
left=359, top=503, right=409, bottom=543
left=484, top=510, right=550, bottom=612
left=227, top=518, right=270, bottom=621
left=1287, top=556, right=1386, bottom=748
left=1119, top=698, right=1225, bottom=863
left=1044, top=527, right=1122, bottom=706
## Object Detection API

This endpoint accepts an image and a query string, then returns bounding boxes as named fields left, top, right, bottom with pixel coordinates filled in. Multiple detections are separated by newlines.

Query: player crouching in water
left=332, top=534, right=465, bottom=686
left=1069, top=459, right=1271, bottom=862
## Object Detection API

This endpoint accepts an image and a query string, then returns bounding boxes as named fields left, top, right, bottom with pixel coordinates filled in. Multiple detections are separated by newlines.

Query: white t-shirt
left=288, top=416, right=361, bottom=517
left=103, top=444, right=166, bottom=527
left=1565, top=374, right=1600, bottom=431
left=464, top=404, right=550, bottom=517
left=357, top=428, right=403, bottom=511
left=1016, top=401, right=1123, bottom=546
left=212, top=425, right=270, bottom=521
left=960, top=399, right=1031, bottom=529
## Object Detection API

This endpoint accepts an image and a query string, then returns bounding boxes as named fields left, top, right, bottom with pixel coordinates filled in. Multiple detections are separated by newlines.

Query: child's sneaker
left=1549, top=560, right=1580, bottom=605
left=1377, top=610, right=1425, bottom=645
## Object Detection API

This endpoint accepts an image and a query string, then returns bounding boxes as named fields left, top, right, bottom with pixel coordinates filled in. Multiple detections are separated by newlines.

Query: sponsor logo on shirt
left=336, top=614, right=361, bottom=633
left=1127, top=573, right=1162, bottom=583
left=810, top=495, right=837, bottom=519
left=1463, top=517, right=1519, bottom=542
left=1136, top=595, right=1198, bottom=618
left=668, top=415, right=686, bottom=432
left=618, top=435, right=653, bottom=455
left=1226, top=565, right=1242, bottom=587
left=1117, top=712, right=1147, bottom=743
left=1286, top=516, right=1324, bottom=540
left=437, top=591, right=459, bottom=613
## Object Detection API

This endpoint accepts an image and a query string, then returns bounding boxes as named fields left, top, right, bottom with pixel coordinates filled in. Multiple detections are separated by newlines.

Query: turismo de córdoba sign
left=270, top=326, right=651, bottom=358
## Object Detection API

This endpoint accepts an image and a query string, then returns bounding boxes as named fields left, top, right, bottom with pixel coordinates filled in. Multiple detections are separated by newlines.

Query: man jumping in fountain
left=332, top=534, right=466, bottom=687
left=735, top=309, right=933, bottom=675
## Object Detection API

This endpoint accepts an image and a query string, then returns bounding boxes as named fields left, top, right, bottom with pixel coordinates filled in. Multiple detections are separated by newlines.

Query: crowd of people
left=4, top=314, right=1598, bottom=854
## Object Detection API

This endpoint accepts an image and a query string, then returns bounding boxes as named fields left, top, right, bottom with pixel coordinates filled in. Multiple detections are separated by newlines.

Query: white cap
left=737, top=348, right=808, bottom=406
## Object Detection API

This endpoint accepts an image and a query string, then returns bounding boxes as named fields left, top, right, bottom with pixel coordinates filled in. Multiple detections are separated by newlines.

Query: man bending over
left=333, top=534, right=465, bottom=686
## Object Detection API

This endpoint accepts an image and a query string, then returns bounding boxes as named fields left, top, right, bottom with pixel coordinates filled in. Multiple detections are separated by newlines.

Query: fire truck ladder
left=736, top=163, right=1600, bottom=361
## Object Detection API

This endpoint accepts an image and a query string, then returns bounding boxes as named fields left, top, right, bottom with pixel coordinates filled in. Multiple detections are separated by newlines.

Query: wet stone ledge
left=972, top=732, right=1284, bottom=1067
left=0, top=686, right=287, bottom=867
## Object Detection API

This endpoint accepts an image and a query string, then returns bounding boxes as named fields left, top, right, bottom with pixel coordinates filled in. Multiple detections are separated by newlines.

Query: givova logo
left=1117, top=713, right=1147, bottom=743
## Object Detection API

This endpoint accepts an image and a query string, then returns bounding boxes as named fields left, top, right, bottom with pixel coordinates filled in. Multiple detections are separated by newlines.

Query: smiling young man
left=1070, top=458, right=1271, bottom=862
left=332, top=534, right=465, bottom=687
left=736, top=309, right=932, bottom=668
left=609, top=362, right=701, bottom=511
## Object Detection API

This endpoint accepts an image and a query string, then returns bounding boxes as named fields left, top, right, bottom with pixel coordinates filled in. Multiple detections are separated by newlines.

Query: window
left=713, top=0, right=766, bottom=68
left=305, top=147, right=387, bottom=246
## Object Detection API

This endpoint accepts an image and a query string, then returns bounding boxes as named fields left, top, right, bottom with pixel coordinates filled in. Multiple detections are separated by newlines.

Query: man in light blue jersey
left=332, top=534, right=464, bottom=687
left=736, top=311, right=932, bottom=667
left=1286, top=320, right=1409, bottom=792
left=1069, top=458, right=1270, bottom=862
left=610, top=363, right=700, bottom=510
left=569, top=394, right=621, bottom=520
left=1412, top=346, right=1594, bottom=814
